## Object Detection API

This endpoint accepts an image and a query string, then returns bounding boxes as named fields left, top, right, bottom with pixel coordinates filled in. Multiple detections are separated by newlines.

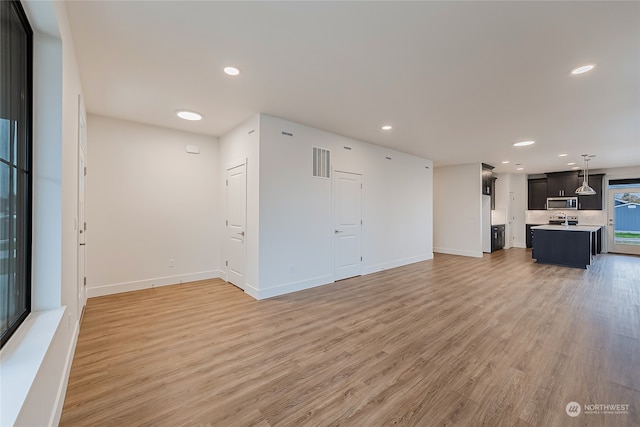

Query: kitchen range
left=530, top=212, right=602, bottom=268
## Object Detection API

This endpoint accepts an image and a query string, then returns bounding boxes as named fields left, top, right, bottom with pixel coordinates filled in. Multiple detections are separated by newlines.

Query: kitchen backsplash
left=525, top=210, right=606, bottom=226
left=491, top=209, right=506, bottom=225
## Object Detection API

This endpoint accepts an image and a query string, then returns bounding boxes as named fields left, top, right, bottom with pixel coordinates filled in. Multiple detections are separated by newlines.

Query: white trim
left=0, top=308, right=65, bottom=427
left=86, top=270, right=223, bottom=298
left=243, top=282, right=260, bottom=300
left=256, top=275, right=334, bottom=300
left=433, top=247, right=484, bottom=258
left=50, top=315, right=80, bottom=427
left=362, top=253, right=433, bottom=275
left=226, top=157, right=247, bottom=171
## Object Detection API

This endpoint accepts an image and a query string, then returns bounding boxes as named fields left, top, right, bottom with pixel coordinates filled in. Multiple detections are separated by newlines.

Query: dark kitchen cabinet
left=482, top=163, right=494, bottom=196
left=525, top=224, right=542, bottom=248
left=528, top=178, right=548, bottom=210
left=491, top=225, right=505, bottom=252
left=578, top=174, right=604, bottom=210
left=546, top=171, right=580, bottom=197
left=490, top=176, right=497, bottom=209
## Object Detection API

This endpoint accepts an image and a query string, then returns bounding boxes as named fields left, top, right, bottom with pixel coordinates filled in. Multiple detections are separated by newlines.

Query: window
left=1, top=0, right=33, bottom=348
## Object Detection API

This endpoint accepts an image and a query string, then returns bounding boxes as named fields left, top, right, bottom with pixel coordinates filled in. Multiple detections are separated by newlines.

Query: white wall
left=219, top=114, right=261, bottom=297
left=255, top=114, right=433, bottom=298
left=85, top=116, right=221, bottom=296
left=433, top=163, right=483, bottom=257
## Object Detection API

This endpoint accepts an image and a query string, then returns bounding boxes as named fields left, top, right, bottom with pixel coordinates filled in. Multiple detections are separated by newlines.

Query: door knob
left=237, top=231, right=245, bottom=236
left=335, top=230, right=343, bottom=234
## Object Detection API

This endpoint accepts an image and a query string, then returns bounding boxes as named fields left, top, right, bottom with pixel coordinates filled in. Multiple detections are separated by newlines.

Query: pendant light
left=575, top=154, right=596, bottom=195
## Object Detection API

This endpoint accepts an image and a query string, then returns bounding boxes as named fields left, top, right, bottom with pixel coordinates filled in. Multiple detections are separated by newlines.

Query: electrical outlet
left=168, top=259, right=175, bottom=268
left=289, top=265, right=295, bottom=274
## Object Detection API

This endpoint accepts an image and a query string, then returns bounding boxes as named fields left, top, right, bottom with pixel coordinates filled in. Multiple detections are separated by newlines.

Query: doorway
left=607, top=185, right=640, bottom=255
left=333, top=171, right=362, bottom=281
left=226, top=162, right=247, bottom=289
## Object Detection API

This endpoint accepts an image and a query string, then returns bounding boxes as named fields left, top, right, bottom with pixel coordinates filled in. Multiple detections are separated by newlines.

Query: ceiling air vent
left=312, top=147, right=331, bottom=179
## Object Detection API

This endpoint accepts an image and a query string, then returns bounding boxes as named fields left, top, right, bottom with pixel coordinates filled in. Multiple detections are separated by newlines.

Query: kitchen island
left=531, top=225, right=602, bottom=269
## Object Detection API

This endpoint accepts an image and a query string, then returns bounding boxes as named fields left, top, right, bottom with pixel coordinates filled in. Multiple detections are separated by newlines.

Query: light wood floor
left=60, top=249, right=640, bottom=426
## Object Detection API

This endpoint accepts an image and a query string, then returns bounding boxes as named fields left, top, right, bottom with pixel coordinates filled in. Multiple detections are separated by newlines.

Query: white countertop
left=531, top=224, right=602, bottom=232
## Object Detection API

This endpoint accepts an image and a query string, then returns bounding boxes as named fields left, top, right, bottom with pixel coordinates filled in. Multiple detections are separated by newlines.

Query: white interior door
left=226, top=163, right=247, bottom=289
left=77, top=101, right=87, bottom=317
left=607, top=186, right=640, bottom=255
left=333, top=171, right=362, bottom=281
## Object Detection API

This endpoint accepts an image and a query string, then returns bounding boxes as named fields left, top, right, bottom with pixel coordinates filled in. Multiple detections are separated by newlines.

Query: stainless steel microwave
left=547, top=197, right=578, bottom=210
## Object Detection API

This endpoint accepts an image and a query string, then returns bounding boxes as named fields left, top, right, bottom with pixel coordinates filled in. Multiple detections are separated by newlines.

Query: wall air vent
left=312, top=147, right=331, bottom=179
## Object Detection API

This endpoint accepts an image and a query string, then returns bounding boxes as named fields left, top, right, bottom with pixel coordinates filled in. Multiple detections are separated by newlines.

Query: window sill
left=0, top=307, right=65, bottom=427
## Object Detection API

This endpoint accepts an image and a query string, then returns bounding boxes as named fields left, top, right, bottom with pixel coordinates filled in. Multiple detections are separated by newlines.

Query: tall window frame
left=1, top=0, right=33, bottom=348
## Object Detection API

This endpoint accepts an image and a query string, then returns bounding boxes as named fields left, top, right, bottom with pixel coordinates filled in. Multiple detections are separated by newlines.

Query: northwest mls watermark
left=566, top=401, right=630, bottom=417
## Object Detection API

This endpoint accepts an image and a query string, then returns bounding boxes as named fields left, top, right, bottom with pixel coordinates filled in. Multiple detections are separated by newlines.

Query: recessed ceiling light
left=558, top=153, right=568, bottom=157
left=567, top=162, right=575, bottom=166
left=571, top=64, right=595, bottom=75
left=501, top=161, right=509, bottom=164
left=513, top=140, right=535, bottom=147
left=517, top=167, right=524, bottom=171
left=224, top=66, right=240, bottom=76
left=381, top=125, right=392, bottom=131
left=176, top=110, right=202, bottom=121
left=572, top=166, right=580, bottom=170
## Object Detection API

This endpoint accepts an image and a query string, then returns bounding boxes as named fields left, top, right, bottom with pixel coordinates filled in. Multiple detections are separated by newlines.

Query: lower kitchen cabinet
left=526, top=224, right=540, bottom=249
left=491, top=225, right=505, bottom=252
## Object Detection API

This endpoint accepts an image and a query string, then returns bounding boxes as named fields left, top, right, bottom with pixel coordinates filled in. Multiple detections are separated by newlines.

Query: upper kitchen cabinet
left=482, top=163, right=494, bottom=196
left=546, top=171, right=580, bottom=197
left=528, top=178, right=548, bottom=210
left=578, top=173, right=604, bottom=210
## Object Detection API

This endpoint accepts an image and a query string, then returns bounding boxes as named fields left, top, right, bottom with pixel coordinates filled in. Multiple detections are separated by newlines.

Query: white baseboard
left=362, top=253, right=433, bottom=275
left=512, top=241, right=527, bottom=249
left=433, top=247, right=483, bottom=258
left=256, top=275, right=334, bottom=300
left=87, top=270, right=223, bottom=298
left=244, top=283, right=259, bottom=300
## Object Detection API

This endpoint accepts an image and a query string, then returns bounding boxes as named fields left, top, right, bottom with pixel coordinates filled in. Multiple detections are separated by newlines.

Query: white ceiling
left=65, top=1, right=639, bottom=174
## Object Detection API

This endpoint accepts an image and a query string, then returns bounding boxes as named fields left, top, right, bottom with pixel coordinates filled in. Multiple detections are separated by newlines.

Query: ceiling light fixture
left=567, top=162, right=575, bottom=166
left=224, top=66, right=240, bottom=76
left=575, top=154, right=596, bottom=195
left=517, top=167, right=524, bottom=171
left=381, top=125, right=392, bottom=131
left=571, top=64, right=595, bottom=75
left=572, top=166, right=580, bottom=170
left=176, top=110, right=202, bottom=121
left=501, top=161, right=509, bottom=164
left=558, top=153, right=568, bottom=157
left=513, top=140, right=535, bottom=147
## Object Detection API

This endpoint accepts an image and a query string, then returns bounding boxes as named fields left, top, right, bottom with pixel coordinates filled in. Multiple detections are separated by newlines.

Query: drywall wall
left=256, top=114, right=433, bottom=298
left=219, top=114, right=261, bottom=298
left=85, top=115, right=221, bottom=296
left=433, top=163, right=483, bottom=257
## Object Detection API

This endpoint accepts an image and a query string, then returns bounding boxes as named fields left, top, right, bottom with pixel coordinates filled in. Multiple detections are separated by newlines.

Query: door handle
left=79, top=243, right=86, bottom=246
left=237, top=231, right=245, bottom=236
left=335, top=230, right=343, bottom=234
